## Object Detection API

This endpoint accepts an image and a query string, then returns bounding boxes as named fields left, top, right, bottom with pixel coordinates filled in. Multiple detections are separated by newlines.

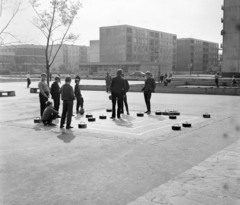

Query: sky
left=1, top=0, right=224, bottom=46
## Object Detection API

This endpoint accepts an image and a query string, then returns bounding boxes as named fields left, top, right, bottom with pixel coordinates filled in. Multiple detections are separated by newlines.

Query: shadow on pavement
left=57, top=130, right=76, bottom=143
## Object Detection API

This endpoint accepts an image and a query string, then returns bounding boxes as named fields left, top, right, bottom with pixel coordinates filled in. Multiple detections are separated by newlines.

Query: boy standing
left=74, top=75, right=84, bottom=114
left=41, top=101, right=59, bottom=126
left=26, top=72, right=31, bottom=88
left=121, top=73, right=130, bottom=115
left=60, top=77, right=75, bottom=129
left=142, top=71, right=156, bottom=114
left=51, top=76, right=61, bottom=111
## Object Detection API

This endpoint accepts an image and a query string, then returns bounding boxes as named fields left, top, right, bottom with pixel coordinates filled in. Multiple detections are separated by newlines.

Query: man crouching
left=41, top=101, right=59, bottom=126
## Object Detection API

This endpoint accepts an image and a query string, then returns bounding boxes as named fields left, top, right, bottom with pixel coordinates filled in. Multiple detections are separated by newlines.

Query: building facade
left=51, top=44, right=88, bottom=73
left=176, top=38, right=219, bottom=73
left=99, top=25, right=177, bottom=75
left=88, top=40, right=100, bottom=62
left=221, top=0, right=240, bottom=76
left=0, top=44, right=45, bottom=73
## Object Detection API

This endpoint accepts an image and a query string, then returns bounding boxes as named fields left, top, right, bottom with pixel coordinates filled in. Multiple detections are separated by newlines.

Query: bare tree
left=0, top=0, right=22, bottom=46
left=30, top=0, right=81, bottom=85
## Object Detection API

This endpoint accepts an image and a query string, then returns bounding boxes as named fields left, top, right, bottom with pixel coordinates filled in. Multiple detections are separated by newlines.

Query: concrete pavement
left=0, top=82, right=240, bottom=205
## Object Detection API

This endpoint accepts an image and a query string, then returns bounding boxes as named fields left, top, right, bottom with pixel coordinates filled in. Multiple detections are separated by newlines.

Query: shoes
left=60, top=125, right=64, bottom=128
left=127, top=112, right=130, bottom=115
left=110, top=116, right=115, bottom=119
left=117, top=116, right=121, bottom=119
left=147, top=111, right=151, bottom=115
left=48, top=123, right=57, bottom=126
left=56, top=115, right=61, bottom=118
left=66, top=126, right=73, bottom=129
left=144, top=111, right=148, bottom=113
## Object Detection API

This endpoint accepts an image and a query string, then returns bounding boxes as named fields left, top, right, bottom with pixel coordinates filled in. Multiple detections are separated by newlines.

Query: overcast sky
left=2, top=0, right=224, bottom=46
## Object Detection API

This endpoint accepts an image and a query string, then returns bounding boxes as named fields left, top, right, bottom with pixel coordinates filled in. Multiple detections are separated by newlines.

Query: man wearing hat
left=142, top=71, right=156, bottom=114
left=50, top=75, right=61, bottom=112
left=110, top=69, right=126, bottom=119
left=38, top=73, right=50, bottom=117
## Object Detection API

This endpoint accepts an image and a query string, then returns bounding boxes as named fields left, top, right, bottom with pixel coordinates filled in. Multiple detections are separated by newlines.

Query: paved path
left=0, top=82, right=239, bottom=205
left=127, top=140, right=240, bottom=205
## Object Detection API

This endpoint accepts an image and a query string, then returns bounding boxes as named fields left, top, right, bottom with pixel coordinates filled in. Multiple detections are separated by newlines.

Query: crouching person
left=41, top=101, right=59, bottom=126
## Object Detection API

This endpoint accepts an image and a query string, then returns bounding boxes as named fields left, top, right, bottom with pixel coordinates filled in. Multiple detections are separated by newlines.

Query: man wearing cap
left=60, top=77, right=75, bottom=129
left=38, top=73, right=50, bottom=117
left=110, top=69, right=126, bottom=119
left=50, top=75, right=61, bottom=112
left=142, top=71, right=156, bottom=114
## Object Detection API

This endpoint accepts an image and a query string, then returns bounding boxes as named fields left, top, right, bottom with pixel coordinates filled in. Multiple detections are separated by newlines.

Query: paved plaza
left=0, top=82, right=240, bottom=205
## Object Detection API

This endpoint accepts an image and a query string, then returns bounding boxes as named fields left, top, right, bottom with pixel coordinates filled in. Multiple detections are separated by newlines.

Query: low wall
left=81, top=84, right=240, bottom=96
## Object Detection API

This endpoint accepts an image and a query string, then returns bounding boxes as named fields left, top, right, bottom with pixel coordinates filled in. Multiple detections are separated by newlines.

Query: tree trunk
left=46, top=64, right=50, bottom=86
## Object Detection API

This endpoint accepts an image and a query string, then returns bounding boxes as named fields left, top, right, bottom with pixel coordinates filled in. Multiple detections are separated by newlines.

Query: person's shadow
left=57, top=130, right=76, bottom=143
left=113, top=115, right=134, bottom=128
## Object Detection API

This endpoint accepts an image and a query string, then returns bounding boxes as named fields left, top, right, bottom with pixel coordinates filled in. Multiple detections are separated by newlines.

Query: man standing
left=60, top=77, right=75, bottom=129
left=105, top=72, right=112, bottom=93
left=142, top=71, right=156, bottom=114
left=121, top=73, right=130, bottom=115
left=50, top=75, right=61, bottom=112
left=38, top=73, right=50, bottom=117
left=111, top=69, right=126, bottom=119
left=74, top=75, right=84, bottom=114
left=26, top=72, right=31, bottom=88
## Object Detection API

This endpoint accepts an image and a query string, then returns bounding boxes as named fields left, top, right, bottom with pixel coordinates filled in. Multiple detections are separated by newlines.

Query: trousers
left=39, top=92, right=49, bottom=117
left=60, top=100, right=73, bottom=127
left=112, top=92, right=123, bottom=118
left=144, top=91, right=152, bottom=112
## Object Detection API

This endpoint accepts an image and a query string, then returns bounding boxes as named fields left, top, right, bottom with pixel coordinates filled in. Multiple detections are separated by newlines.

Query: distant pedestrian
left=142, top=71, right=156, bottom=114
left=26, top=72, right=31, bottom=88
left=160, top=74, right=164, bottom=84
left=74, top=75, right=84, bottom=114
left=50, top=75, right=61, bottom=112
left=105, top=72, right=112, bottom=93
left=38, top=73, right=50, bottom=117
left=41, top=101, right=59, bottom=126
left=231, top=75, right=237, bottom=87
left=214, top=72, right=220, bottom=88
left=111, top=69, right=126, bottom=119
left=60, top=77, right=75, bottom=129
left=121, top=74, right=130, bottom=115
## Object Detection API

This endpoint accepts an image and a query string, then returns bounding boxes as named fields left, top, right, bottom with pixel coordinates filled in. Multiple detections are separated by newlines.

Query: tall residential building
left=88, top=40, right=100, bottom=62
left=221, top=0, right=240, bottom=76
left=176, top=38, right=219, bottom=73
left=0, top=44, right=45, bottom=73
left=99, top=25, right=177, bottom=74
left=51, top=44, right=88, bottom=72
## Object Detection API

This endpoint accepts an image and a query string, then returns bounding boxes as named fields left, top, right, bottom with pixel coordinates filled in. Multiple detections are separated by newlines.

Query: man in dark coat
left=60, top=77, right=75, bottom=129
left=50, top=76, right=61, bottom=112
left=142, top=71, right=156, bottom=114
left=110, top=69, right=126, bottom=119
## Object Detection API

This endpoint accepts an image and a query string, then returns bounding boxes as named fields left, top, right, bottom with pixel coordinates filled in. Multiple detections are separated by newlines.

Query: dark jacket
left=124, top=79, right=130, bottom=93
left=111, top=75, right=126, bottom=94
left=50, top=81, right=60, bottom=99
left=142, top=77, right=156, bottom=92
left=60, top=84, right=75, bottom=101
left=74, top=84, right=82, bottom=98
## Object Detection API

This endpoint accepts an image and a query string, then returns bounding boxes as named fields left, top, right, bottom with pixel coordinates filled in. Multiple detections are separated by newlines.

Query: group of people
left=158, top=73, right=172, bottom=86
left=38, top=73, right=84, bottom=129
left=37, top=69, right=156, bottom=129
left=107, top=69, right=156, bottom=119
